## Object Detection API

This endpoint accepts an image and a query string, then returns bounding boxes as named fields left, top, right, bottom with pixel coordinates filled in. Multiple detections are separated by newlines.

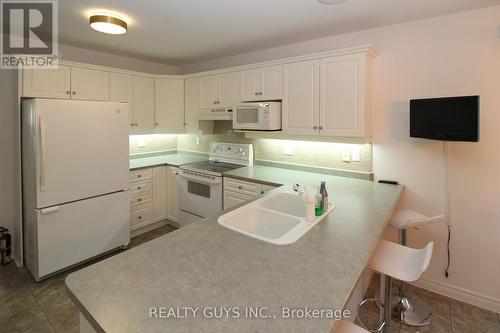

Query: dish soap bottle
left=315, top=186, right=323, bottom=216
left=320, top=181, right=328, bottom=212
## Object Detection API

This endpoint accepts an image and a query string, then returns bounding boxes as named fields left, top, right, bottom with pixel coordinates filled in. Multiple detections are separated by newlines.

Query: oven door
left=233, top=106, right=262, bottom=130
left=178, top=172, right=223, bottom=219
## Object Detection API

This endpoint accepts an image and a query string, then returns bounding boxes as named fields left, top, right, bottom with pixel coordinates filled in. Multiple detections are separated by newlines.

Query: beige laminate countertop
left=66, top=166, right=403, bottom=333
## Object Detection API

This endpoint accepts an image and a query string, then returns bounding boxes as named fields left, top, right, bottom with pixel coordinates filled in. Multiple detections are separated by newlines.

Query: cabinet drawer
left=130, top=203, right=153, bottom=227
left=224, top=190, right=256, bottom=210
left=130, top=191, right=152, bottom=207
left=224, top=178, right=261, bottom=196
left=129, top=168, right=152, bottom=183
left=129, top=180, right=152, bottom=196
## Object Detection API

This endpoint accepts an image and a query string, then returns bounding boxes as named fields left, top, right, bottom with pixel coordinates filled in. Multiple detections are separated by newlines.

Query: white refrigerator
left=22, top=98, right=130, bottom=281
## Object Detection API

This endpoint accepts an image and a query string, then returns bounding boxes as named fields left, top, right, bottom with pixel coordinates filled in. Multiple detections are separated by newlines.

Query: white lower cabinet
left=223, top=177, right=278, bottom=210
left=129, top=166, right=175, bottom=231
left=152, top=166, right=168, bottom=222
left=166, top=167, right=180, bottom=222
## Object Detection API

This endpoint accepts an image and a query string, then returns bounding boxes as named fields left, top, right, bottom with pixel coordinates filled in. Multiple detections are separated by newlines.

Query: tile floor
left=1, top=223, right=499, bottom=333
left=356, top=274, right=500, bottom=333
left=0, top=223, right=177, bottom=333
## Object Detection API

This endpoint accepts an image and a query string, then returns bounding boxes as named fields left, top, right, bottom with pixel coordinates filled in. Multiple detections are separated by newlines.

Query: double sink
left=217, top=192, right=335, bottom=245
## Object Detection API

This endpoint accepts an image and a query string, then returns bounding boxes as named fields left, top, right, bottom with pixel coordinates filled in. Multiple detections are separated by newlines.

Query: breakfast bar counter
left=66, top=170, right=403, bottom=333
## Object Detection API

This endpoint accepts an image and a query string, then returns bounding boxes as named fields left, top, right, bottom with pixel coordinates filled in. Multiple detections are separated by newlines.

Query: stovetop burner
left=180, top=160, right=245, bottom=176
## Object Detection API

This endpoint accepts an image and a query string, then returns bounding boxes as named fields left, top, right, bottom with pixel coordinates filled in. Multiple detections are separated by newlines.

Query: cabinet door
left=216, top=72, right=239, bottom=107
left=239, top=69, right=260, bottom=102
left=110, top=73, right=134, bottom=129
left=282, top=60, right=320, bottom=135
left=70, top=67, right=109, bottom=101
left=152, top=166, right=168, bottom=222
left=155, top=78, right=185, bottom=132
left=185, top=77, right=199, bottom=132
left=22, top=65, right=71, bottom=99
left=260, top=65, right=282, bottom=100
left=320, top=54, right=366, bottom=137
left=166, top=167, right=180, bottom=222
left=199, top=75, right=218, bottom=108
left=133, top=76, right=155, bottom=133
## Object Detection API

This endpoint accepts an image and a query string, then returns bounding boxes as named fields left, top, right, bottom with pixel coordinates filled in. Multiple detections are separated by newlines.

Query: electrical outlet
left=342, top=149, right=351, bottom=162
left=351, top=148, right=361, bottom=162
left=137, top=138, right=147, bottom=148
left=284, top=144, right=294, bottom=156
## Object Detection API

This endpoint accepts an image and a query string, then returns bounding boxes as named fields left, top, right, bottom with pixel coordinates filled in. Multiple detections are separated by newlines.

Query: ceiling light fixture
left=318, top=0, right=347, bottom=4
left=89, top=14, right=127, bottom=34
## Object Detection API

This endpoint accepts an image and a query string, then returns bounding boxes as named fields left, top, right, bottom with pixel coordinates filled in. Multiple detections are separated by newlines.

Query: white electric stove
left=177, top=142, right=253, bottom=225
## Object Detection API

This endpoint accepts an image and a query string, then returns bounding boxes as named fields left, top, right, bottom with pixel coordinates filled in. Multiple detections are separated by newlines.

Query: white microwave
left=232, top=102, right=281, bottom=131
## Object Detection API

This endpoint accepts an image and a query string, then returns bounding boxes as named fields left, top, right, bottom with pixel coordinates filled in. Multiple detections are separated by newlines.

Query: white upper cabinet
left=320, top=54, right=368, bottom=137
left=133, top=76, right=155, bottom=133
left=22, top=65, right=71, bottom=99
left=155, top=78, right=185, bottom=132
left=69, top=67, right=109, bottom=101
left=239, top=65, right=282, bottom=102
left=199, top=75, right=218, bottom=109
left=282, top=60, right=320, bottom=136
left=22, top=65, right=109, bottom=101
left=199, top=72, right=238, bottom=108
left=184, top=77, right=200, bottom=132
left=110, top=73, right=134, bottom=128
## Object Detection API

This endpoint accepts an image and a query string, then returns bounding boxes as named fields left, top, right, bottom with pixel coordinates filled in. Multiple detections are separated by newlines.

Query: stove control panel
left=210, top=142, right=254, bottom=166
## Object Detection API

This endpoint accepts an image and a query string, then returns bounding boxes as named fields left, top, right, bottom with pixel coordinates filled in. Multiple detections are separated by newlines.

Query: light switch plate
left=351, top=148, right=361, bottom=162
left=342, top=149, right=351, bottom=162
left=196, top=136, right=200, bottom=145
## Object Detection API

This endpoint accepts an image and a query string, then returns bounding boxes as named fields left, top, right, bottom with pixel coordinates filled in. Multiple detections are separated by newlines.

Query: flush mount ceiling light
left=318, top=0, right=347, bottom=4
left=89, top=14, right=127, bottom=34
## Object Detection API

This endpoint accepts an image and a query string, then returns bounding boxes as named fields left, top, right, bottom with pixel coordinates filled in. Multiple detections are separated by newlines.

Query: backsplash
left=176, top=133, right=372, bottom=173
left=131, top=123, right=372, bottom=173
left=129, top=134, right=177, bottom=155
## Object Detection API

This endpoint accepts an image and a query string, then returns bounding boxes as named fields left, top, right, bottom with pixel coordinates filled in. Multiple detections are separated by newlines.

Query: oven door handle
left=178, top=173, right=221, bottom=185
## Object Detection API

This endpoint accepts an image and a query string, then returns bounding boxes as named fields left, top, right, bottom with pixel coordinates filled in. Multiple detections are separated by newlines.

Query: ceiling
left=59, top=0, right=499, bottom=65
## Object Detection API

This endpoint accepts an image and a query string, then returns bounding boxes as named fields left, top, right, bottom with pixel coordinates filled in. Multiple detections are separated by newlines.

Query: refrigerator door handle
left=39, top=116, right=47, bottom=192
left=40, top=206, right=60, bottom=215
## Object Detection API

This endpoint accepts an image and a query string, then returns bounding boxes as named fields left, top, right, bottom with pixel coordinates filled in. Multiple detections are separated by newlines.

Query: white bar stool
left=389, top=209, right=444, bottom=326
left=335, top=320, right=370, bottom=333
left=358, top=240, right=433, bottom=333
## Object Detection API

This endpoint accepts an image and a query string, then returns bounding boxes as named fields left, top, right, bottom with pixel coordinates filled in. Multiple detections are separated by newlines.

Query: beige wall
left=60, top=44, right=177, bottom=74
left=0, top=69, right=20, bottom=260
left=182, top=6, right=500, bottom=311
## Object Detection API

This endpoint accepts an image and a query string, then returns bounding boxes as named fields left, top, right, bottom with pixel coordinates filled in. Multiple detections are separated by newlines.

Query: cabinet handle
left=261, top=190, right=265, bottom=194
left=259, top=92, right=263, bottom=95
left=72, top=91, right=76, bottom=95
left=130, top=123, right=134, bottom=127
left=66, top=90, right=70, bottom=95
left=313, top=126, right=318, bottom=129
left=155, top=122, right=159, bottom=126
left=134, top=123, right=138, bottom=127
left=138, top=216, right=142, bottom=219
left=138, top=198, right=142, bottom=202
left=255, top=92, right=259, bottom=96
left=238, top=185, right=243, bottom=189
left=137, top=174, right=142, bottom=178
left=319, top=126, right=323, bottom=130
left=137, top=186, right=142, bottom=190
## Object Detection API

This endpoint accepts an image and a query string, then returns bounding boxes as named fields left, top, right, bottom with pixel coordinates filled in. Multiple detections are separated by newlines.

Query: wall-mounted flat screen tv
left=410, top=96, right=479, bottom=142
